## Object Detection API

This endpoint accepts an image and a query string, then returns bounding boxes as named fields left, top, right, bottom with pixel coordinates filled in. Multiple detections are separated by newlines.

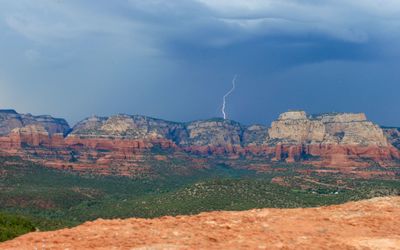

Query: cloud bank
left=0, top=0, right=399, bottom=125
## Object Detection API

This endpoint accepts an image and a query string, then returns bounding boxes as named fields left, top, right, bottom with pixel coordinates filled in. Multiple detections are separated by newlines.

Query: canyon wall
left=383, top=127, right=400, bottom=150
left=0, top=109, right=69, bottom=136
left=0, top=109, right=399, bottom=174
left=268, top=111, right=388, bottom=146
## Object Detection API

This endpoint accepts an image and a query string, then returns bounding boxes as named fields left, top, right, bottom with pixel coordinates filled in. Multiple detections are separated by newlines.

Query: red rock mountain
left=0, top=109, right=399, bottom=175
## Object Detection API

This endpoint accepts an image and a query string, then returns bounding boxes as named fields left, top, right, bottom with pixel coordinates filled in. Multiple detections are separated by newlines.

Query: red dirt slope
left=1, top=197, right=399, bottom=250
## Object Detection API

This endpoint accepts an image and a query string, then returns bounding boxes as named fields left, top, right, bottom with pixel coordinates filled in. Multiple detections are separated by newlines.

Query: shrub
left=0, top=213, right=35, bottom=242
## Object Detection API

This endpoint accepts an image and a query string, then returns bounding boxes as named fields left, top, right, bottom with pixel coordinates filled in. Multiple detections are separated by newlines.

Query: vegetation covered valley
left=0, top=156, right=399, bottom=241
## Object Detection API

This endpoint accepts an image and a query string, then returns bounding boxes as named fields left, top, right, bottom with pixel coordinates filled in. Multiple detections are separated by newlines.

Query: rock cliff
left=70, top=115, right=182, bottom=140
left=268, top=111, right=388, bottom=146
left=383, top=127, right=400, bottom=150
left=179, top=119, right=243, bottom=146
left=0, top=109, right=70, bottom=136
left=0, top=109, right=399, bottom=174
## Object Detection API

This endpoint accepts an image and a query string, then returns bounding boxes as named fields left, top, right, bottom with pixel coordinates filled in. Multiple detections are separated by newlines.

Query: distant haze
left=0, top=0, right=399, bottom=127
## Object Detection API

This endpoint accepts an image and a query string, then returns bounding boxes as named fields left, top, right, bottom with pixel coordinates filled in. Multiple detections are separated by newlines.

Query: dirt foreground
left=1, top=197, right=400, bottom=250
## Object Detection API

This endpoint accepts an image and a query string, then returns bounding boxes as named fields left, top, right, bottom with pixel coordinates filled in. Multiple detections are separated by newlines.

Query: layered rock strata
left=0, top=109, right=399, bottom=174
left=0, top=109, right=69, bottom=136
left=268, top=111, right=388, bottom=146
left=383, top=127, right=400, bottom=150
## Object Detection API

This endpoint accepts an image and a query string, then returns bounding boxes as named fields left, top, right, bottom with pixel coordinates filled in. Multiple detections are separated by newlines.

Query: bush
left=0, top=213, right=35, bottom=242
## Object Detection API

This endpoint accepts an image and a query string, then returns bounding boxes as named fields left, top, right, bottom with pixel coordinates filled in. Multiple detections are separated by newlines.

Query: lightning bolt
left=222, top=75, right=238, bottom=120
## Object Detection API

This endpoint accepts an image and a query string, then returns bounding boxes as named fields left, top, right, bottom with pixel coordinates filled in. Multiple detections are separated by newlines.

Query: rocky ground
left=1, top=197, right=399, bottom=250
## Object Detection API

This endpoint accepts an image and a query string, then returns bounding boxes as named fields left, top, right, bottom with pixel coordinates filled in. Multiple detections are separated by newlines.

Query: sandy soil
left=1, top=197, right=399, bottom=250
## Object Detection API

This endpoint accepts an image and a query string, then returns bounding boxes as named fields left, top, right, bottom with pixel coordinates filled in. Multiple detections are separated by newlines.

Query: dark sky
left=0, top=0, right=399, bottom=127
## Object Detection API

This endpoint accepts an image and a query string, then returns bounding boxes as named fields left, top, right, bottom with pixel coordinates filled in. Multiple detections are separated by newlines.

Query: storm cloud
left=0, top=0, right=399, bottom=126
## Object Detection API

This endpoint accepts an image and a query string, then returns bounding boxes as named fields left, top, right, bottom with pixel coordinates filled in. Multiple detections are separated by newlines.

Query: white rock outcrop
left=268, top=111, right=388, bottom=146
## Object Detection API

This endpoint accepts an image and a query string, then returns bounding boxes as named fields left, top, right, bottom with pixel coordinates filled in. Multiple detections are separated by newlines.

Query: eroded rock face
left=12, top=125, right=50, bottom=147
left=269, top=111, right=389, bottom=146
left=383, top=127, right=400, bottom=150
left=2, top=197, right=399, bottom=250
left=71, top=115, right=183, bottom=140
left=0, top=109, right=70, bottom=136
left=269, top=111, right=326, bottom=144
left=179, top=119, right=243, bottom=147
left=0, top=109, right=399, bottom=174
left=242, top=125, right=269, bottom=146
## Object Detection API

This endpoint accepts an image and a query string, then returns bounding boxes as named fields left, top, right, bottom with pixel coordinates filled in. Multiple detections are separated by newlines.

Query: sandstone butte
left=0, top=109, right=399, bottom=175
left=1, top=196, right=399, bottom=250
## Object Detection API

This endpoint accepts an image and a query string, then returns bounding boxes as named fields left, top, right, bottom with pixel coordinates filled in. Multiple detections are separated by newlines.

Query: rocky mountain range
left=0, top=109, right=399, bottom=175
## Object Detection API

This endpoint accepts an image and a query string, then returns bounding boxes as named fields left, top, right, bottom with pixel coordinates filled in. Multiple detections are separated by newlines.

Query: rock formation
left=180, top=119, right=243, bottom=147
left=383, top=127, right=400, bottom=150
left=0, top=109, right=70, bottom=136
left=266, top=111, right=398, bottom=164
left=70, top=115, right=182, bottom=140
left=0, top=109, right=399, bottom=175
left=2, top=196, right=399, bottom=249
left=268, top=111, right=389, bottom=146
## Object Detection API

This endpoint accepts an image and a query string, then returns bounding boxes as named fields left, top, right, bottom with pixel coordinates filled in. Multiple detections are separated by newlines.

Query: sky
left=0, top=0, right=399, bottom=127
